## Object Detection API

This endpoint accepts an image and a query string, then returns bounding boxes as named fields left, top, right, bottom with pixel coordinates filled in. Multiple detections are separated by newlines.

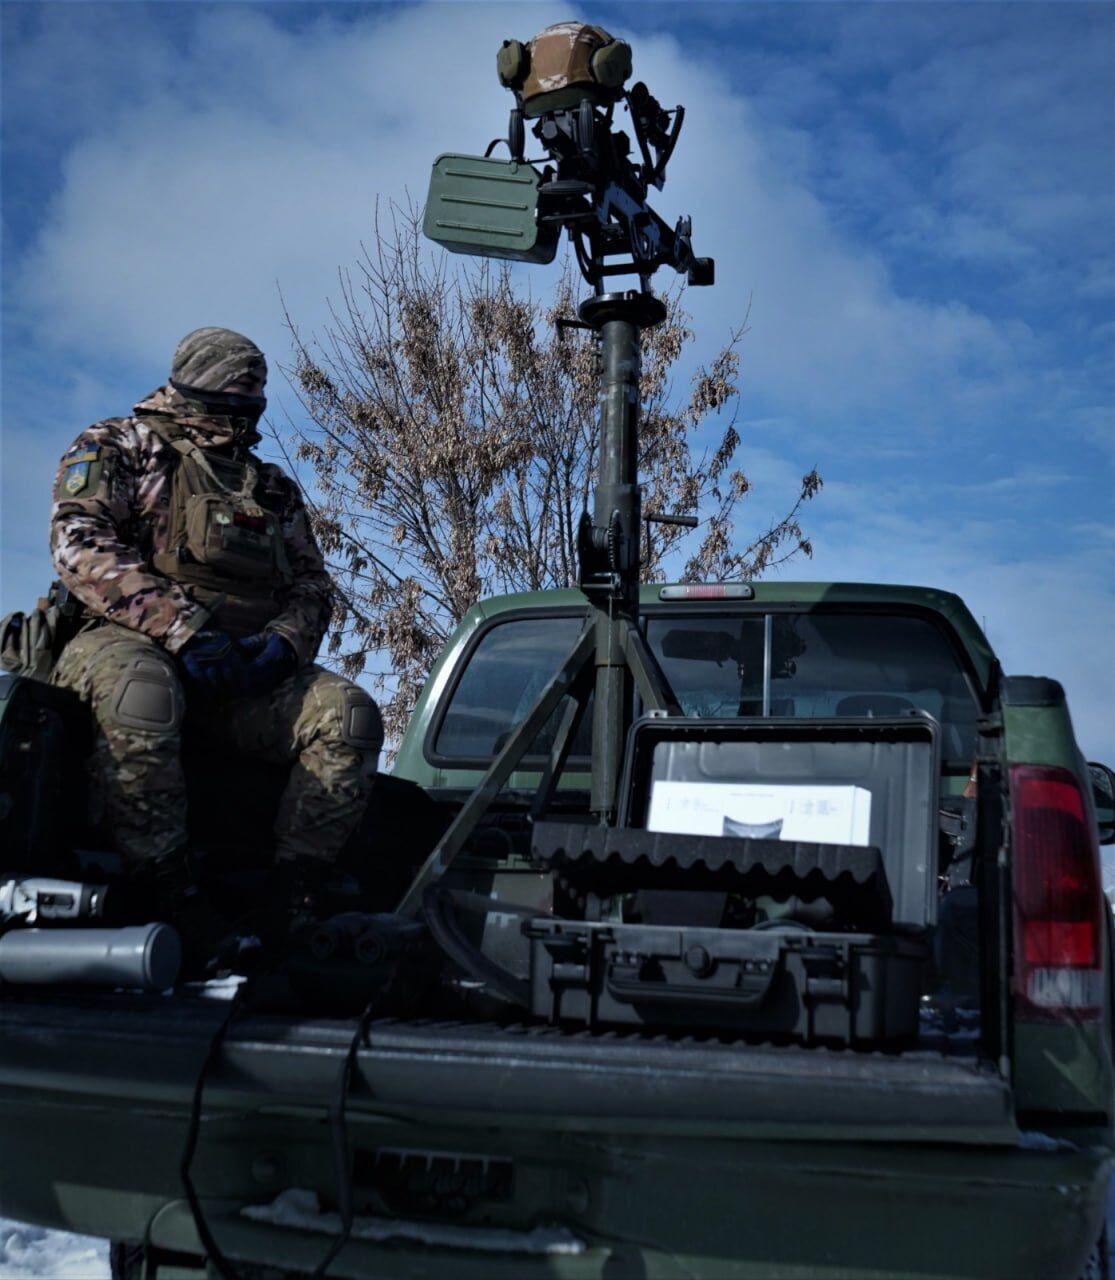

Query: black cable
left=307, top=998, right=381, bottom=1280
left=180, top=981, right=384, bottom=1280
left=179, top=987, right=249, bottom=1280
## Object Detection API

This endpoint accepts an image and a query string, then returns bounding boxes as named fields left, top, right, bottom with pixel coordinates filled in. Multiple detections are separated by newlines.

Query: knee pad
left=340, top=685, right=384, bottom=752
left=108, top=654, right=184, bottom=734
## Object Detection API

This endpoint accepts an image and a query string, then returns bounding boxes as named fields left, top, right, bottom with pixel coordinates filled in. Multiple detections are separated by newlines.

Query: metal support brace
left=398, top=623, right=595, bottom=917
left=530, top=673, right=593, bottom=822
left=624, top=625, right=682, bottom=716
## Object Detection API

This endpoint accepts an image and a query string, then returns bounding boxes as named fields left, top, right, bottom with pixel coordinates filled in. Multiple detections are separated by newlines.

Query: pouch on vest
left=145, top=423, right=294, bottom=637
left=183, top=491, right=283, bottom=581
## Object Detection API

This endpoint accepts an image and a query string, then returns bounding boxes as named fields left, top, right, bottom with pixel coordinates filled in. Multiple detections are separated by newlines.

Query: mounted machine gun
left=402, top=20, right=715, bottom=913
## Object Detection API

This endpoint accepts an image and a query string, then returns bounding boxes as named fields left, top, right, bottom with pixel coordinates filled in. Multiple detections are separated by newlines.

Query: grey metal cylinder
left=0, top=924, right=181, bottom=991
left=586, top=303, right=643, bottom=820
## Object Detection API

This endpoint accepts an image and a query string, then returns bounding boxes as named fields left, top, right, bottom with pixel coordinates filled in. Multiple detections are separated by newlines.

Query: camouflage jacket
left=49, top=386, right=333, bottom=663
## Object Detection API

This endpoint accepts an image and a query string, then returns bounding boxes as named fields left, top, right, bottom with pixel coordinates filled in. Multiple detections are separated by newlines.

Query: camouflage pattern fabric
left=51, top=624, right=189, bottom=862
left=50, top=384, right=332, bottom=662
left=48, top=335, right=376, bottom=867
left=190, top=665, right=381, bottom=864
left=52, top=623, right=381, bottom=866
left=171, top=326, right=266, bottom=393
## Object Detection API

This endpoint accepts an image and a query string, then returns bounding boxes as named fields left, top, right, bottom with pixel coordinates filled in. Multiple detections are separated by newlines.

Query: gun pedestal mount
left=399, top=23, right=712, bottom=918
left=576, top=290, right=669, bottom=819
left=396, top=289, right=680, bottom=918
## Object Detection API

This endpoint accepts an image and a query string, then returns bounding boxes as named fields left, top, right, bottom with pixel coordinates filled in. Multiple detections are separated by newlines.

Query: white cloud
left=601, top=28, right=1030, bottom=424
left=15, top=5, right=557, bottom=373
left=11, top=5, right=1034, bottom=429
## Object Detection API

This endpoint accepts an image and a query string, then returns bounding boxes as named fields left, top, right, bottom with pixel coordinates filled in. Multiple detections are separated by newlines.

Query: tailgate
left=5, top=996, right=1110, bottom=1280
left=0, top=995, right=1015, bottom=1143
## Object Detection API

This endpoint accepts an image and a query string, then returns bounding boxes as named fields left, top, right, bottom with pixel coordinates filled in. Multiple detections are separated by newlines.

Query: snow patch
left=1017, top=1130, right=1078, bottom=1152
left=242, top=1189, right=586, bottom=1256
left=190, top=974, right=247, bottom=1000
left=0, top=1218, right=109, bottom=1279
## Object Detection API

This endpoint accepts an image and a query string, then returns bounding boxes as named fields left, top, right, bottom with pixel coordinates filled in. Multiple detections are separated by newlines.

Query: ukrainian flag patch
left=63, top=462, right=91, bottom=495
left=55, top=447, right=102, bottom=499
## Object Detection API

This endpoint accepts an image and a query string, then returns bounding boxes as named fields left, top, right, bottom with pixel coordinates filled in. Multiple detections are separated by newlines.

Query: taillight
left=1011, top=764, right=1105, bottom=1021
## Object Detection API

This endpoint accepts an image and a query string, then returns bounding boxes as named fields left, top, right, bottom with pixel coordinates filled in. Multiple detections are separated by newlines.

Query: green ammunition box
left=424, top=154, right=559, bottom=263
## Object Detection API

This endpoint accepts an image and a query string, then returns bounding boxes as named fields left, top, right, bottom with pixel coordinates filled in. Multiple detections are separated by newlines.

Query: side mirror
left=1088, top=762, right=1115, bottom=845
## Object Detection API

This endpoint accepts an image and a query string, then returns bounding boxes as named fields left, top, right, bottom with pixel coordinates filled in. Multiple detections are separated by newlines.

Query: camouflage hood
left=133, top=384, right=263, bottom=450
left=135, top=326, right=268, bottom=448
left=171, top=325, right=266, bottom=395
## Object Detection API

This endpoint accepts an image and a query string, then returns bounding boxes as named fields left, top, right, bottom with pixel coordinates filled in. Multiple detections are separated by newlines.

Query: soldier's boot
left=132, top=850, right=239, bottom=980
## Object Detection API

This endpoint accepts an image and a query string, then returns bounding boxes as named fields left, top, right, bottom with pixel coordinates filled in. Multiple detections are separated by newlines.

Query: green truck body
left=0, top=580, right=1111, bottom=1279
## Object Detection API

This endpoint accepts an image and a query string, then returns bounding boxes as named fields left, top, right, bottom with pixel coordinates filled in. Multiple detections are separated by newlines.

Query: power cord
left=180, top=981, right=385, bottom=1280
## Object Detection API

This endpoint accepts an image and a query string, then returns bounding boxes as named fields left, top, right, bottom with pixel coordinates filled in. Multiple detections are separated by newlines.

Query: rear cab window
left=432, top=614, right=592, bottom=762
left=429, top=607, right=982, bottom=771
left=646, top=611, right=981, bottom=766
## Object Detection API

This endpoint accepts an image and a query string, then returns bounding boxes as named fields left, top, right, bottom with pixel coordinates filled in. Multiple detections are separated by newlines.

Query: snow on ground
left=0, top=1219, right=109, bottom=1279
left=244, top=1187, right=585, bottom=1255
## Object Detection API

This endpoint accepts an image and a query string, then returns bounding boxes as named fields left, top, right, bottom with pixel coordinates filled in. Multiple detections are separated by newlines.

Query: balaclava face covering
left=161, top=326, right=268, bottom=446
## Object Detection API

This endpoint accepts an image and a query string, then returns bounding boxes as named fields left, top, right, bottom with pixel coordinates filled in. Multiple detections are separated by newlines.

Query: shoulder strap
left=138, top=417, right=193, bottom=568
left=144, top=418, right=259, bottom=502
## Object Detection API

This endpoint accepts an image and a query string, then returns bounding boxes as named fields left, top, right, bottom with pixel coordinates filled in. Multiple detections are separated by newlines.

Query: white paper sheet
left=647, top=781, right=872, bottom=846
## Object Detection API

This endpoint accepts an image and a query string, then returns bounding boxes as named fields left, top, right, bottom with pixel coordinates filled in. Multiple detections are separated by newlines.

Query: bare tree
left=286, top=209, right=821, bottom=743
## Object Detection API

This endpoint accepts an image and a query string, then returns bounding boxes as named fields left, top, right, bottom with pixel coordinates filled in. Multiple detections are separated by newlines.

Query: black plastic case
left=524, top=917, right=926, bottom=1044
left=522, top=714, right=939, bottom=1045
left=621, top=714, right=942, bottom=928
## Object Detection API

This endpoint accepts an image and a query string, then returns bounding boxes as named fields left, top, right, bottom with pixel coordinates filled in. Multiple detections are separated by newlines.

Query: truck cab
left=0, top=580, right=1112, bottom=1279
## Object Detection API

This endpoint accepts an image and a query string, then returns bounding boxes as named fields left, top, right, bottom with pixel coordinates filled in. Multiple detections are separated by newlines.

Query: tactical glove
left=180, top=629, right=254, bottom=698
left=237, top=631, right=298, bottom=696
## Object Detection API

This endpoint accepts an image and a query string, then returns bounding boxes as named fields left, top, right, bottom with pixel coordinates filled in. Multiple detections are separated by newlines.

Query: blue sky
left=2, top=2, right=1113, bottom=759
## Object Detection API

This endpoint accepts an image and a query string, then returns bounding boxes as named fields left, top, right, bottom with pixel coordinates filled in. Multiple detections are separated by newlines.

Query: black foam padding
left=532, top=821, right=893, bottom=925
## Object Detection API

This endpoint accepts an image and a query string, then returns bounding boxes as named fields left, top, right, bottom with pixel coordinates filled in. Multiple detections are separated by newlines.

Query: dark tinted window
left=436, top=610, right=980, bottom=766
left=434, top=615, right=593, bottom=760
left=647, top=612, right=979, bottom=762
left=647, top=617, right=768, bottom=717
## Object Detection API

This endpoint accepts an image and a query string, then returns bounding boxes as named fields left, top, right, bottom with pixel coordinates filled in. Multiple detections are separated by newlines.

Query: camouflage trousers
left=51, top=624, right=382, bottom=866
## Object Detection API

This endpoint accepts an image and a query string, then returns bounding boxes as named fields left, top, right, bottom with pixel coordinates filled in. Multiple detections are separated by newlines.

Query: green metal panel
left=134, top=1142, right=1115, bottom=1280
left=1014, top=1022, right=1114, bottom=1115
left=424, top=154, right=559, bottom=263
left=1002, top=702, right=1083, bottom=771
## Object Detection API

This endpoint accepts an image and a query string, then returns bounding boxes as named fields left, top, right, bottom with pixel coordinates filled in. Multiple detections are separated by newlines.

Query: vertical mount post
left=408, top=46, right=713, bottom=915
left=577, top=291, right=667, bottom=821
left=397, top=288, right=680, bottom=915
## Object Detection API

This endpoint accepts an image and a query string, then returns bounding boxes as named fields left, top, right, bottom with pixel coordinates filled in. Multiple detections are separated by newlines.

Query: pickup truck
left=0, top=579, right=1112, bottom=1280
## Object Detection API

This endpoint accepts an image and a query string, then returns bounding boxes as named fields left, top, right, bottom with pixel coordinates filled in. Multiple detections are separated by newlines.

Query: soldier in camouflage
left=49, top=327, right=383, bottom=958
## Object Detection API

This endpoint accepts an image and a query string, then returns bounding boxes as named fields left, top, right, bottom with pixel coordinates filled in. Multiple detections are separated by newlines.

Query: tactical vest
left=143, top=421, right=293, bottom=638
